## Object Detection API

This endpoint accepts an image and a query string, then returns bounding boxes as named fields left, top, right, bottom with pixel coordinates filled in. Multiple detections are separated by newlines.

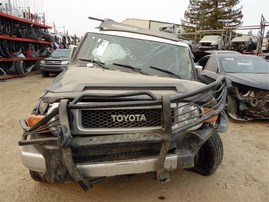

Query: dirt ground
left=0, top=74, right=268, bottom=202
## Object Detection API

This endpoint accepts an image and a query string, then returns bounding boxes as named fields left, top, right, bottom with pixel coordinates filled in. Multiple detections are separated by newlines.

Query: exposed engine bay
left=228, top=85, right=269, bottom=120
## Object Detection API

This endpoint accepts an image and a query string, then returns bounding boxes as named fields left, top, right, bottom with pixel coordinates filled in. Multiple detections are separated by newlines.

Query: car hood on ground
left=226, top=73, right=269, bottom=90
left=45, top=66, right=205, bottom=100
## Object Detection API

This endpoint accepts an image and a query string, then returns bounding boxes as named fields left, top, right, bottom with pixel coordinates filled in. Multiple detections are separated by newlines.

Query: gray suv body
left=19, top=19, right=228, bottom=191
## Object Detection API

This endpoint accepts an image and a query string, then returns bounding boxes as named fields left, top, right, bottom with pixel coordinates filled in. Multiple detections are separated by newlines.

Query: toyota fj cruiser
left=19, top=18, right=228, bottom=191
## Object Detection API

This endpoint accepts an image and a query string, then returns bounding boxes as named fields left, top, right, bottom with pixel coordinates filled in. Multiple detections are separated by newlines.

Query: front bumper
left=40, top=64, right=68, bottom=73
left=19, top=125, right=221, bottom=177
left=20, top=144, right=178, bottom=177
left=19, top=76, right=227, bottom=189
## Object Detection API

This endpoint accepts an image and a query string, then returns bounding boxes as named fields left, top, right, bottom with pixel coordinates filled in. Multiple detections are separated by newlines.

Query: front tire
left=191, top=130, right=223, bottom=176
left=41, top=71, right=49, bottom=77
left=29, top=170, right=45, bottom=182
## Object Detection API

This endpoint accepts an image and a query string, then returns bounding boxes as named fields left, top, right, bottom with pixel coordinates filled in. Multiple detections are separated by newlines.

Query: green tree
left=182, top=0, right=243, bottom=32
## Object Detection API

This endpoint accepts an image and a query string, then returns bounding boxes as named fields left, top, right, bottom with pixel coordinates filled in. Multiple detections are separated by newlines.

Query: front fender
left=215, top=110, right=228, bottom=133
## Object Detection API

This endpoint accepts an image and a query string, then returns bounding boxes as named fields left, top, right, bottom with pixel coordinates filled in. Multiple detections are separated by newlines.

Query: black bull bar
left=19, top=76, right=227, bottom=190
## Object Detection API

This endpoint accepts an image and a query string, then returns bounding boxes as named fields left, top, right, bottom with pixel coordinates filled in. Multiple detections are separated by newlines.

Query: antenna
left=88, top=16, right=114, bottom=22
left=88, top=16, right=105, bottom=22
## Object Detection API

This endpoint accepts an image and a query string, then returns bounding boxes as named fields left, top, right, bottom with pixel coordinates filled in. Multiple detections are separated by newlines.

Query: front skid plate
left=77, top=154, right=177, bottom=177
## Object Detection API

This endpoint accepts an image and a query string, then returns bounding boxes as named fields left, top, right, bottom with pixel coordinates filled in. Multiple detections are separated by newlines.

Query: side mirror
left=195, top=65, right=203, bottom=79
left=69, top=45, right=78, bottom=61
left=216, top=67, right=220, bottom=73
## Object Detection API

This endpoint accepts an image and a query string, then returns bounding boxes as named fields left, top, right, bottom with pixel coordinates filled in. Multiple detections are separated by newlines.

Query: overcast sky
left=44, top=0, right=269, bottom=36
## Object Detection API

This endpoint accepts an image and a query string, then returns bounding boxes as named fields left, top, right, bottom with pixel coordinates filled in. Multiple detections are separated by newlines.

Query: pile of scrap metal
left=0, top=0, right=80, bottom=78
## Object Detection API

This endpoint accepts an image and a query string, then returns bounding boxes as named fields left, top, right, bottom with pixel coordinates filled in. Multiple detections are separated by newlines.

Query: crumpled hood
left=46, top=66, right=205, bottom=96
left=226, top=73, right=269, bottom=90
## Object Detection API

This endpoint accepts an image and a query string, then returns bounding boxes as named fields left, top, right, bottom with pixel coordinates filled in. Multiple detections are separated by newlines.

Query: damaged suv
left=18, top=18, right=228, bottom=190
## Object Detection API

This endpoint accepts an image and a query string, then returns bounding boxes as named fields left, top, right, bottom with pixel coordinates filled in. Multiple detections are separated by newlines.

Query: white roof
left=87, top=28, right=189, bottom=48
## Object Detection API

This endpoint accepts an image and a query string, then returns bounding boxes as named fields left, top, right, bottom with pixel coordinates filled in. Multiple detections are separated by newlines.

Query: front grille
left=81, top=109, right=162, bottom=128
left=45, top=60, right=61, bottom=65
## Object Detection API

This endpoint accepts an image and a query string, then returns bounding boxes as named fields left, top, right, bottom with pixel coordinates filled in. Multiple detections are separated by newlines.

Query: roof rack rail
left=88, top=17, right=179, bottom=42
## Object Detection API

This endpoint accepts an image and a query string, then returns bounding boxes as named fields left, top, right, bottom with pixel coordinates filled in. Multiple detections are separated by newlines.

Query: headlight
left=40, top=60, right=45, bottom=64
left=26, top=103, right=59, bottom=135
left=46, top=103, right=60, bottom=136
left=182, top=104, right=200, bottom=120
left=61, top=61, right=69, bottom=65
left=172, top=103, right=203, bottom=131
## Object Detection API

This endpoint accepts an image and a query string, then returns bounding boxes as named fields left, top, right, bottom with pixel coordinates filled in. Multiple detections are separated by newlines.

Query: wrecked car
left=18, top=18, right=228, bottom=191
left=197, top=35, right=223, bottom=51
left=198, top=54, right=269, bottom=120
left=230, top=36, right=257, bottom=53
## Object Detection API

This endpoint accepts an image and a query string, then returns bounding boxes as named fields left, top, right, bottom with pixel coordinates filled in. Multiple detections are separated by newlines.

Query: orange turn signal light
left=27, top=115, right=45, bottom=127
left=203, top=108, right=218, bottom=123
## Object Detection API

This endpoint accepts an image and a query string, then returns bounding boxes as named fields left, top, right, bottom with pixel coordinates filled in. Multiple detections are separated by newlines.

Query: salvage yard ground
left=0, top=74, right=268, bottom=202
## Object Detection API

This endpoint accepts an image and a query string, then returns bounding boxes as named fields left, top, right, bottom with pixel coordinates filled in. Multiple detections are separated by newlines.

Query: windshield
left=220, top=56, right=269, bottom=73
left=76, top=33, right=194, bottom=80
left=51, top=49, right=70, bottom=58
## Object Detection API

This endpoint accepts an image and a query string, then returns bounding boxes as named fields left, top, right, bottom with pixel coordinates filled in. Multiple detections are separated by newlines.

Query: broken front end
left=227, top=84, right=269, bottom=120
left=19, top=76, right=227, bottom=190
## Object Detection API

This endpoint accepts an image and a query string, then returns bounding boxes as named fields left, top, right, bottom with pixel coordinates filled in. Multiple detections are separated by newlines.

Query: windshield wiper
left=78, top=58, right=110, bottom=69
left=112, top=63, right=148, bottom=75
left=149, top=65, right=182, bottom=79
